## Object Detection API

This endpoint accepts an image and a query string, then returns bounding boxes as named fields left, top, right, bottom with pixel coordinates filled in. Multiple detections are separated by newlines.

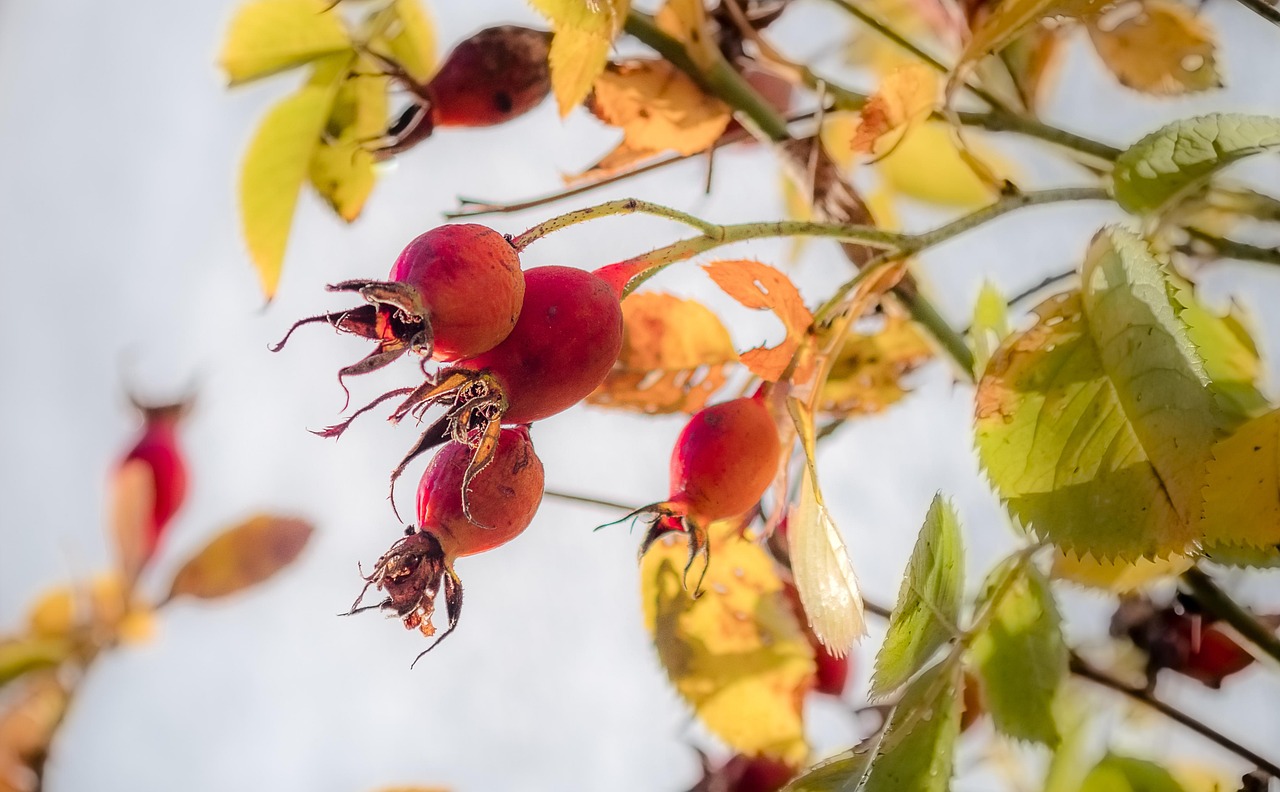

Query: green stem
left=510, top=198, right=721, bottom=250
left=1181, top=567, right=1280, bottom=668
left=1186, top=227, right=1280, bottom=267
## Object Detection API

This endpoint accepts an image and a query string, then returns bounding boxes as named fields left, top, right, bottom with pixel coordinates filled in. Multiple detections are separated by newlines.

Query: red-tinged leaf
left=110, top=459, right=155, bottom=587
left=166, top=516, right=314, bottom=601
left=851, top=64, right=938, bottom=157
left=703, top=260, right=814, bottom=382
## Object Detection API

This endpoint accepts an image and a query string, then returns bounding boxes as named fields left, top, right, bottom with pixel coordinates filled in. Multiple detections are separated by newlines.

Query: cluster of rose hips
left=275, top=218, right=787, bottom=659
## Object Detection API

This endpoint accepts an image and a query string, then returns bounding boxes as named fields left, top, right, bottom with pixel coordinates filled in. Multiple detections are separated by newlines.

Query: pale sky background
left=1, top=1, right=1279, bottom=790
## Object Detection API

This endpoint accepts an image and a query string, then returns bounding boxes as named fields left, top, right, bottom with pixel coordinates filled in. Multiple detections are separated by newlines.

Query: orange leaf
left=110, top=459, right=155, bottom=587
left=0, top=672, right=67, bottom=785
left=589, top=292, right=738, bottom=414
left=704, top=260, right=814, bottom=382
left=1087, top=0, right=1220, bottom=95
left=166, top=515, right=314, bottom=601
left=852, top=64, right=938, bottom=157
left=579, top=59, right=730, bottom=180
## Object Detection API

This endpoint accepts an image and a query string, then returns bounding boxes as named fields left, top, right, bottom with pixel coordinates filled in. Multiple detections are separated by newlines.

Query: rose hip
left=371, top=26, right=551, bottom=158
left=271, top=224, right=524, bottom=392
left=349, top=426, right=544, bottom=661
left=118, top=398, right=189, bottom=562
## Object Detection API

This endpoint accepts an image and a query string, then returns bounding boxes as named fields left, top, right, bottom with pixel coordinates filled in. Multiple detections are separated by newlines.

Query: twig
left=1181, top=567, right=1280, bottom=667
left=1233, top=0, right=1280, bottom=26
left=544, top=489, right=637, bottom=513
left=1069, top=652, right=1280, bottom=776
left=1186, top=227, right=1280, bottom=267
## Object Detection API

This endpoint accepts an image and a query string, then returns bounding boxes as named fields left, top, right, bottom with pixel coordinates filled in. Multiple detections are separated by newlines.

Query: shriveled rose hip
left=372, top=26, right=551, bottom=157
left=271, top=224, right=525, bottom=392
left=349, top=426, right=544, bottom=662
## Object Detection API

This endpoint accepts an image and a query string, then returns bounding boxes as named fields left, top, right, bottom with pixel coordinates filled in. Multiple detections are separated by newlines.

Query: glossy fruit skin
left=427, top=26, right=551, bottom=128
left=670, top=396, right=781, bottom=524
left=416, top=426, right=545, bottom=558
left=461, top=266, right=624, bottom=424
left=121, top=407, right=187, bottom=555
left=390, top=224, right=525, bottom=361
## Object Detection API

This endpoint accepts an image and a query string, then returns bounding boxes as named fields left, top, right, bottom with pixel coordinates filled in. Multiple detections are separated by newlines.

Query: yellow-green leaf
left=381, top=0, right=436, bottom=82
left=1200, top=408, right=1280, bottom=552
left=1052, top=550, right=1193, bottom=592
left=588, top=292, right=737, bottom=414
left=1112, top=114, right=1280, bottom=215
left=1080, top=755, right=1189, bottom=792
left=878, top=122, right=1007, bottom=208
left=239, top=53, right=350, bottom=298
left=975, top=229, right=1226, bottom=559
left=219, top=0, right=351, bottom=85
left=969, top=563, right=1066, bottom=745
left=166, top=515, right=314, bottom=600
left=870, top=494, right=963, bottom=699
left=641, top=524, right=814, bottom=764
left=1169, top=275, right=1268, bottom=424
left=0, top=638, right=70, bottom=689
left=1087, top=0, right=1220, bottom=96
left=969, top=281, right=1010, bottom=373
left=309, top=60, right=389, bottom=221
left=531, top=0, right=630, bottom=116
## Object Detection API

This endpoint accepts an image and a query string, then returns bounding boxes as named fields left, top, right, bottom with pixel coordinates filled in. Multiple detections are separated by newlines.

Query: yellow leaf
left=641, top=524, right=814, bottom=763
left=654, top=0, right=719, bottom=71
left=819, top=111, right=860, bottom=171
left=852, top=64, right=938, bottom=157
left=166, top=515, right=314, bottom=601
left=531, top=0, right=630, bottom=115
left=1051, top=551, right=1193, bottom=592
left=381, top=0, right=436, bottom=82
left=703, top=260, right=814, bottom=382
left=239, top=53, right=350, bottom=298
left=25, top=573, right=153, bottom=645
left=1087, top=0, right=1219, bottom=95
left=1200, top=408, right=1280, bottom=551
left=820, top=314, right=933, bottom=415
left=878, top=122, right=1008, bottom=208
left=589, top=292, right=738, bottom=414
left=581, top=60, right=730, bottom=178
left=788, top=399, right=867, bottom=654
left=309, top=60, right=389, bottom=221
left=219, top=0, right=352, bottom=85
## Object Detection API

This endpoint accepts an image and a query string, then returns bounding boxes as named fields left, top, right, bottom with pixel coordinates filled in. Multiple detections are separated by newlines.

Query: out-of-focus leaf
left=239, top=53, right=350, bottom=298
left=309, top=58, right=389, bottom=221
left=589, top=292, right=737, bottom=414
left=996, top=26, right=1065, bottom=112
left=976, top=229, right=1225, bottom=559
left=530, top=0, right=630, bottom=115
left=788, top=399, right=866, bottom=655
left=862, top=659, right=963, bottom=792
left=1080, top=754, right=1189, bottom=792
left=784, top=749, right=871, bottom=792
left=1112, top=114, right=1280, bottom=214
left=0, top=672, right=67, bottom=787
left=219, top=0, right=351, bottom=85
left=969, top=563, right=1066, bottom=745
left=1169, top=276, right=1268, bottom=424
left=878, top=122, right=1008, bottom=208
left=1052, top=551, right=1193, bottom=592
left=970, top=281, right=1010, bottom=374
left=1087, top=0, right=1219, bottom=96
left=871, top=494, right=963, bottom=699
left=654, top=0, right=719, bottom=71
left=166, top=515, right=314, bottom=601
left=578, top=60, right=730, bottom=180
left=26, top=573, right=153, bottom=646
left=1042, top=692, right=1092, bottom=792
left=1200, top=408, right=1280, bottom=552
left=641, top=524, right=815, bottom=764
left=820, top=313, right=932, bottom=416
left=959, top=0, right=1107, bottom=69
left=379, top=0, right=436, bottom=82
left=851, top=64, right=938, bottom=157
left=704, top=260, right=814, bottom=382
left=0, top=639, right=69, bottom=690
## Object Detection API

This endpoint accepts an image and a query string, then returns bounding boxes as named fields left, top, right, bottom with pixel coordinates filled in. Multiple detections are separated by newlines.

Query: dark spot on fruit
left=493, top=91, right=514, bottom=114
left=547, top=305, right=558, bottom=318
left=499, top=485, right=516, bottom=498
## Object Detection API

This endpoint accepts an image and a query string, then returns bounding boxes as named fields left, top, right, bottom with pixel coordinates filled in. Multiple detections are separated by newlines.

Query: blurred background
left=1, top=0, right=1279, bottom=789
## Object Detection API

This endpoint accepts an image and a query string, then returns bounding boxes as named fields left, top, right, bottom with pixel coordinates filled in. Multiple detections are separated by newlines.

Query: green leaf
left=975, top=228, right=1226, bottom=559
left=870, top=494, right=963, bottom=699
left=219, top=0, right=351, bottom=85
left=239, top=53, right=350, bottom=298
left=784, top=749, right=871, bottom=792
left=969, top=563, right=1066, bottom=746
left=1113, top=114, right=1280, bottom=214
left=861, top=659, right=963, bottom=792
left=1080, top=754, right=1189, bottom=792
left=1043, top=693, right=1095, bottom=792
left=970, top=280, right=1010, bottom=373
left=1169, top=275, right=1268, bottom=424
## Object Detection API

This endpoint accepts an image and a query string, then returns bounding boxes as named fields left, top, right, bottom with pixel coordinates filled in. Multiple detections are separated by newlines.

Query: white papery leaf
left=789, top=465, right=866, bottom=656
